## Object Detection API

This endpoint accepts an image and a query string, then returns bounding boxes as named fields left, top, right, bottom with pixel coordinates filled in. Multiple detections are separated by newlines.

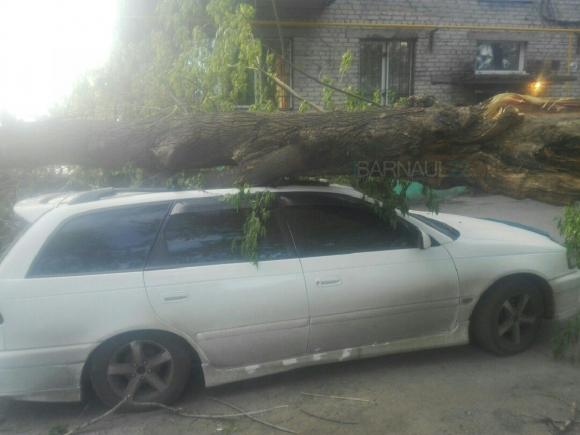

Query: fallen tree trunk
left=1, top=94, right=580, bottom=204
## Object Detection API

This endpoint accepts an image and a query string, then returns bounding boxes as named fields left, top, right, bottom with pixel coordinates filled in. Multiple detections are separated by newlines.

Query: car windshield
left=409, top=213, right=460, bottom=240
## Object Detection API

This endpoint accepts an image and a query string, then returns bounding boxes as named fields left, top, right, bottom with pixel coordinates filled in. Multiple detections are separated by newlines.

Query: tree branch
left=210, top=397, right=298, bottom=434
left=63, top=396, right=129, bottom=435
left=133, top=401, right=289, bottom=420
left=255, top=65, right=325, bottom=112
left=261, top=40, right=383, bottom=108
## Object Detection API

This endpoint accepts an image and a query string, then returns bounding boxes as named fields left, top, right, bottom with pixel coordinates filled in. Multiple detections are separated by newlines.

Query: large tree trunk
left=1, top=94, right=580, bottom=204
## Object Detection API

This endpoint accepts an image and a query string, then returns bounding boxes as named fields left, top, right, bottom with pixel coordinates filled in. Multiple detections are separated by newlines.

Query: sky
left=0, top=0, right=118, bottom=121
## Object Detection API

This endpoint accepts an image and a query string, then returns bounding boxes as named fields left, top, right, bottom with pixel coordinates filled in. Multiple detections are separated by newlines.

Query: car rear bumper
left=550, top=270, right=580, bottom=321
left=0, top=343, right=93, bottom=402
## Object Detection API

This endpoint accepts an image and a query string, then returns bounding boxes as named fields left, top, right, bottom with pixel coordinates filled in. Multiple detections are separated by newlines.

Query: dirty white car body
left=0, top=185, right=579, bottom=404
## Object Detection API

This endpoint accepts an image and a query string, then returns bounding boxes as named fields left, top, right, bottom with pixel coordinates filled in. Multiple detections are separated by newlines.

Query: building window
left=238, top=38, right=293, bottom=110
left=475, top=41, right=526, bottom=74
left=360, top=40, right=415, bottom=105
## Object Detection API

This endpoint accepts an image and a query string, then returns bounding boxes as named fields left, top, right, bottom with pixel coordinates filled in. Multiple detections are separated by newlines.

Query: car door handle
left=162, top=292, right=189, bottom=303
left=315, top=278, right=342, bottom=287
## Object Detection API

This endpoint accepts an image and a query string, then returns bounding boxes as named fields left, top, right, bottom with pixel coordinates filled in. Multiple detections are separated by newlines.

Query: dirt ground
left=1, top=193, right=578, bottom=435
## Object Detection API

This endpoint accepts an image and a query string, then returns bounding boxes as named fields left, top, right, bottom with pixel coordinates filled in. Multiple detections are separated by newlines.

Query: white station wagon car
left=0, top=185, right=579, bottom=408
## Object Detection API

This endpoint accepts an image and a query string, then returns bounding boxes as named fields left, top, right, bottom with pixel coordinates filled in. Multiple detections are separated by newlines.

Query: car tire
left=471, top=280, right=544, bottom=356
left=89, top=331, right=192, bottom=410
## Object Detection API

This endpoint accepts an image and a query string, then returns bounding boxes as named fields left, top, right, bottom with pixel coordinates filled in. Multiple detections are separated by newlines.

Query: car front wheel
left=89, top=331, right=192, bottom=409
left=471, top=281, right=544, bottom=356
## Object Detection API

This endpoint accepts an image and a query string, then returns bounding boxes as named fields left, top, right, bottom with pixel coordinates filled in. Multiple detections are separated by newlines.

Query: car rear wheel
left=471, top=281, right=543, bottom=356
left=89, top=331, right=192, bottom=409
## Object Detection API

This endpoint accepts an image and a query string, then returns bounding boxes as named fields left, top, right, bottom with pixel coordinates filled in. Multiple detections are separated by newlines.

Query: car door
left=0, top=203, right=170, bottom=352
left=280, top=193, right=460, bottom=353
left=144, top=197, right=309, bottom=368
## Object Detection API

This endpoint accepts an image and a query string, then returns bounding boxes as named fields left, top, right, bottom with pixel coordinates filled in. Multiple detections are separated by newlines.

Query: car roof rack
left=64, top=181, right=338, bottom=205
left=66, top=188, right=173, bottom=205
left=270, top=177, right=330, bottom=187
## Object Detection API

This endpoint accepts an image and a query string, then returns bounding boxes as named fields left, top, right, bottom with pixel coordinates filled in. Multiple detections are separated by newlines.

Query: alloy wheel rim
left=497, top=293, right=538, bottom=346
left=106, top=340, right=174, bottom=401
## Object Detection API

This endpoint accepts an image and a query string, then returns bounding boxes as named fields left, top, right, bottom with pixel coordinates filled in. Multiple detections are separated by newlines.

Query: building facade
left=253, top=0, right=580, bottom=108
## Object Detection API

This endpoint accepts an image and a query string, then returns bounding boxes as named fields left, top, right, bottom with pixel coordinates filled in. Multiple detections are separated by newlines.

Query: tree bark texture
left=1, top=94, right=579, bottom=204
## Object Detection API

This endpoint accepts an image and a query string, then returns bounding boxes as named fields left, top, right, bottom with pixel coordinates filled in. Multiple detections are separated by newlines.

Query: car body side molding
left=202, top=321, right=470, bottom=387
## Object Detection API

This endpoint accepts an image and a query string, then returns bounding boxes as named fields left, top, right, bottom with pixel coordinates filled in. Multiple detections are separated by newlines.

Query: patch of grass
left=553, top=204, right=580, bottom=362
left=552, top=315, right=580, bottom=363
left=558, top=204, right=580, bottom=268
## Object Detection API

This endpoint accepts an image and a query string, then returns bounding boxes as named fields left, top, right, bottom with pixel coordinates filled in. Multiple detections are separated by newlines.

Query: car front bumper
left=0, top=343, right=93, bottom=402
left=550, top=269, right=580, bottom=321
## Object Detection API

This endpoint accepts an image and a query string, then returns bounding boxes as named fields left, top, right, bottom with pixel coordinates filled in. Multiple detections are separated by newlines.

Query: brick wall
left=256, top=0, right=580, bottom=106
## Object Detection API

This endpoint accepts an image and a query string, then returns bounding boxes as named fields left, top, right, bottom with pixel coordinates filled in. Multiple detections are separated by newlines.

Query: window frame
left=145, top=197, right=297, bottom=271
left=359, top=38, right=416, bottom=106
left=26, top=202, right=173, bottom=279
left=475, top=40, right=527, bottom=75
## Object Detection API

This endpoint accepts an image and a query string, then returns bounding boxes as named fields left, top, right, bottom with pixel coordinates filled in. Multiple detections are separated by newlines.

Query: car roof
left=13, top=184, right=363, bottom=223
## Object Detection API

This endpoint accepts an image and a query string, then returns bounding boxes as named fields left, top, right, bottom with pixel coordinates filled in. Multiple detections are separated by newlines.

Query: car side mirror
left=420, top=231, right=432, bottom=250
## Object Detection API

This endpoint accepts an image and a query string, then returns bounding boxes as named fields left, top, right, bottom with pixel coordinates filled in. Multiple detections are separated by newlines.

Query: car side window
left=28, top=204, right=170, bottom=277
left=147, top=205, right=293, bottom=269
left=284, top=204, right=420, bottom=258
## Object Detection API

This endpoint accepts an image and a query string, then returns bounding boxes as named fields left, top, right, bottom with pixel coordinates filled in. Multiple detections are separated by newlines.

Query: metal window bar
left=361, top=39, right=415, bottom=106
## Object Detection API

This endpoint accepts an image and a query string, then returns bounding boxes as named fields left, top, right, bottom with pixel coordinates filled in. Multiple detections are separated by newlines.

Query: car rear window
left=28, top=203, right=170, bottom=277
